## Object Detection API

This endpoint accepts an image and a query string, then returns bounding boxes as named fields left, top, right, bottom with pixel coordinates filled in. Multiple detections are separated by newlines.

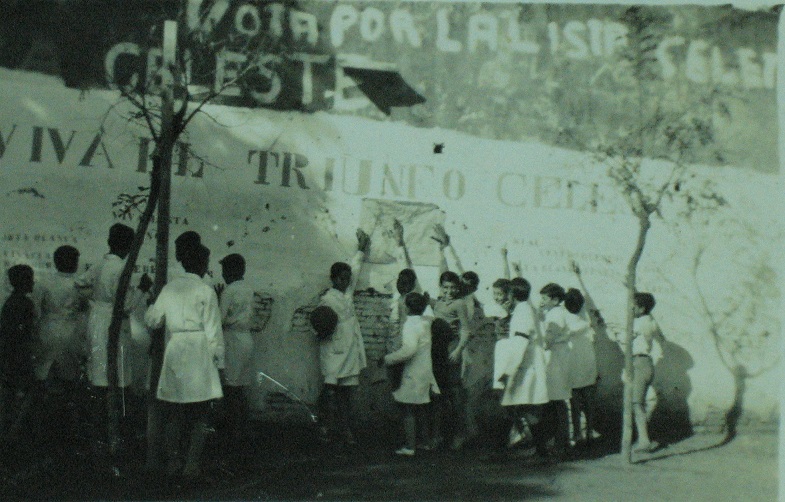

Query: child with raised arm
left=218, top=253, right=255, bottom=450
left=388, top=219, right=422, bottom=391
left=0, top=265, right=38, bottom=444
left=428, top=269, right=472, bottom=450
left=539, top=283, right=572, bottom=456
left=496, top=277, right=550, bottom=456
left=564, top=288, right=598, bottom=446
left=384, top=292, right=439, bottom=457
left=316, top=229, right=371, bottom=446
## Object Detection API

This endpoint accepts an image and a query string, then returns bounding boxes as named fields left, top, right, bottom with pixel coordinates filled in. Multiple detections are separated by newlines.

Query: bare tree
left=691, top=218, right=780, bottom=443
left=104, top=2, right=283, bottom=469
left=589, top=7, right=730, bottom=463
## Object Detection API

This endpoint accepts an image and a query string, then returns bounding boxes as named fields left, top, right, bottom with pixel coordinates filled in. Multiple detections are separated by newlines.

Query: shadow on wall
left=650, top=338, right=694, bottom=445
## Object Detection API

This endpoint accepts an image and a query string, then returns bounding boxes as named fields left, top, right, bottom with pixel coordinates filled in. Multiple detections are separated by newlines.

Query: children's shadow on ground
left=650, top=338, right=694, bottom=447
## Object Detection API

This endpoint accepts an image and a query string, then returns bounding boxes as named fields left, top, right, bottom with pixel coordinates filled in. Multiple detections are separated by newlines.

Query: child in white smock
left=384, top=292, right=439, bottom=456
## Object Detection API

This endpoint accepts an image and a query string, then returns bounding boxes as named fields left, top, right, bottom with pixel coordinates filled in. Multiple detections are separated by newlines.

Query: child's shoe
left=395, top=447, right=415, bottom=457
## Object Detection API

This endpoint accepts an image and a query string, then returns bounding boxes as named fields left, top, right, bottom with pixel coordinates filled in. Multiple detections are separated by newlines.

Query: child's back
left=0, top=290, right=36, bottom=387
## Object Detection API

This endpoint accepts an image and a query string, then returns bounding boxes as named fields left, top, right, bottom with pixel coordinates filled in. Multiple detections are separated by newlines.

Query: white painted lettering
left=564, top=21, right=589, bottom=59
left=291, top=53, right=330, bottom=105
left=586, top=19, right=604, bottom=56
left=234, top=4, right=262, bottom=37
left=436, top=9, right=462, bottom=52
left=360, top=8, right=385, bottom=42
left=248, top=54, right=282, bottom=104
left=330, top=5, right=359, bottom=48
left=711, top=46, right=738, bottom=87
left=265, top=3, right=285, bottom=39
left=737, top=48, right=763, bottom=89
left=656, top=36, right=685, bottom=80
left=104, top=42, right=140, bottom=89
left=214, top=49, right=245, bottom=96
left=390, top=9, right=421, bottom=48
left=468, top=13, right=498, bottom=52
left=685, top=39, right=710, bottom=84
left=290, top=10, right=318, bottom=45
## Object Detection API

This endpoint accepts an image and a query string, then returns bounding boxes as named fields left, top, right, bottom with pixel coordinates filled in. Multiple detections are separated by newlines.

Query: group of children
left=0, top=219, right=664, bottom=476
left=311, top=222, right=663, bottom=459
left=0, top=224, right=256, bottom=479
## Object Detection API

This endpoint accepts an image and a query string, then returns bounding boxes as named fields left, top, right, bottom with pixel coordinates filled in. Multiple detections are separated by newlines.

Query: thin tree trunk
left=621, top=214, right=650, bottom=463
left=106, top=157, right=163, bottom=458
left=146, top=30, right=177, bottom=467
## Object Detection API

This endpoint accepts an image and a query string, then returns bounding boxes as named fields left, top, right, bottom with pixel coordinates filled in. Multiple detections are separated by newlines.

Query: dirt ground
left=0, top=418, right=777, bottom=502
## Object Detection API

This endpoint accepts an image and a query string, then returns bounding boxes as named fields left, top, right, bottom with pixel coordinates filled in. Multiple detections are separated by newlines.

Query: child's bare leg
left=633, top=402, right=652, bottom=447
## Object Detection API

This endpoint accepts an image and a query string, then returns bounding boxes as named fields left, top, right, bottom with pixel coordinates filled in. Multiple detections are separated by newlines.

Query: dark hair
left=492, top=278, right=511, bottom=294
left=404, top=291, right=429, bottom=316
left=431, top=317, right=452, bottom=337
left=175, top=231, right=201, bottom=262
left=397, top=268, right=417, bottom=295
left=634, top=292, right=656, bottom=315
left=509, top=277, right=531, bottom=302
left=181, top=244, right=210, bottom=274
left=439, top=271, right=460, bottom=286
left=461, top=271, right=479, bottom=289
left=53, top=245, right=79, bottom=273
left=108, top=223, right=134, bottom=255
left=540, top=283, right=566, bottom=302
left=330, top=261, right=351, bottom=279
left=220, top=253, right=245, bottom=276
left=310, top=305, right=338, bottom=341
left=564, top=288, right=585, bottom=314
left=7, top=264, right=33, bottom=290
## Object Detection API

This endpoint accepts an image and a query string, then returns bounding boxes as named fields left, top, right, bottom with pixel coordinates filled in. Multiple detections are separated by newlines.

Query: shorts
left=632, top=355, right=654, bottom=405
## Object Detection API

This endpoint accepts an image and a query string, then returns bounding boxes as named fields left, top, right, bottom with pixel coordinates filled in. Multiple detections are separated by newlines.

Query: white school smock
left=75, top=254, right=139, bottom=387
left=386, top=315, right=440, bottom=404
left=499, top=301, right=548, bottom=406
left=319, top=252, right=367, bottom=385
left=631, top=315, right=662, bottom=363
left=542, top=305, right=572, bottom=401
left=220, top=279, right=255, bottom=387
left=567, top=310, right=597, bottom=389
left=36, top=271, right=84, bottom=381
left=145, top=272, right=225, bottom=403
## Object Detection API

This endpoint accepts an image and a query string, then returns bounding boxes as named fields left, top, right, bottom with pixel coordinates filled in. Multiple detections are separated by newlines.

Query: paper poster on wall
left=358, top=199, right=445, bottom=266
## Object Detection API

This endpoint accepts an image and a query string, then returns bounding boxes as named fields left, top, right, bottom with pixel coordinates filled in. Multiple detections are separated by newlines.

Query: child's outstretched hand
left=511, top=261, right=522, bottom=276
left=431, top=224, right=450, bottom=249
left=357, top=229, right=371, bottom=254
left=570, top=260, right=581, bottom=275
left=392, top=219, right=405, bottom=246
left=501, top=246, right=508, bottom=257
